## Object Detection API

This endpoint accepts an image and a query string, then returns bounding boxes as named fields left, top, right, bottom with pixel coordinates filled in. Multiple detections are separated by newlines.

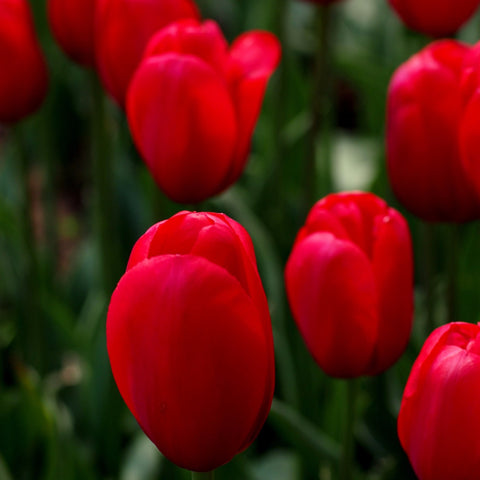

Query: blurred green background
left=2, top=0, right=480, bottom=478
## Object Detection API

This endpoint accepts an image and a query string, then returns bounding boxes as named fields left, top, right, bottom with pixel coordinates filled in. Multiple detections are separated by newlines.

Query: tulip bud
left=107, top=211, right=275, bottom=472
left=47, top=0, right=96, bottom=67
left=285, top=192, right=413, bottom=378
left=95, top=0, right=200, bottom=107
left=398, top=322, right=480, bottom=480
left=126, top=20, right=280, bottom=203
left=388, top=0, right=480, bottom=37
left=386, top=40, right=480, bottom=222
left=0, top=0, right=48, bottom=123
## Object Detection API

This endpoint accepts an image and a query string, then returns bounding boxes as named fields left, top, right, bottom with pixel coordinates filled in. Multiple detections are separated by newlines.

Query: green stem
left=421, top=221, right=435, bottom=333
left=13, top=125, right=42, bottom=370
left=446, top=224, right=459, bottom=324
left=90, top=73, right=118, bottom=296
left=191, top=471, right=215, bottom=480
left=41, top=101, right=58, bottom=285
left=340, top=379, right=357, bottom=480
left=305, top=4, right=333, bottom=209
left=269, top=398, right=340, bottom=461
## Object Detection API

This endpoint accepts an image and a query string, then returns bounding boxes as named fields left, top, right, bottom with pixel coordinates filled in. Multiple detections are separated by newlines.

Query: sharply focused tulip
left=398, top=322, right=480, bottom=480
left=47, top=0, right=96, bottom=67
left=95, top=0, right=199, bottom=106
left=386, top=40, right=480, bottom=222
left=285, top=192, right=413, bottom=378
left=127, top=19, right=281, bottom=203
left=0, top=0, right=48, bottom=123
left=388, top=0, right=480, bottom=37
left=107, top=211, right=275, bottom=472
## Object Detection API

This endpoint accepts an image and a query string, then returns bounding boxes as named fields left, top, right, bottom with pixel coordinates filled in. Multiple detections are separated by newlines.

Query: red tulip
left=386, top=40, right=480, bottom=222
left=388, top=0, right=480, bottom=37
left=107, top=211, right=275, bottom=472
left=95, top=0, right=199, bottom=107
left=126, top=19, right=280, bottom=203
left=285, top=192, right=413, bottom=378
left=0, top=0, right=48, bottom=123
left=398, top=322, right=480, bottom=480
left=47, top=0, right=96, bottom=67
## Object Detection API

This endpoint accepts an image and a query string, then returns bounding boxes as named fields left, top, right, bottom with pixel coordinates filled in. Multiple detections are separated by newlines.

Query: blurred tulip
left=285, top=192, right=413, bottom=378
left=107, top=211, right=275, bottom=472
left=126, top=19, right=281, bottom=203
left=0, top=0, right=48, bottom=123
left=386, top=40, right=480, bottom=222
left=95, top=0, right=199, bottom=106
left=388, top=0, right=480, bottom=37
left=398, top=322, right=480, bottom=480
left=47, top=0, right=96, bottom=67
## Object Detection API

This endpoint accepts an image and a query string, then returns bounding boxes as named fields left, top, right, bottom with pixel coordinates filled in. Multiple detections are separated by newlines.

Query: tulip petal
left=285, top=232, right=378, bottom=378
left=222, top=31, right=281, bottom=187
left=367, top=209, right=413, bottom=374
left=0, top=0, right=48, bottom=122
left=127, top=54, right=238, bottom=203
left=95, top=0, right=200, bottom=106
left=387, top=41, right=480, bottom=221
left=107, top=254, right=271, bottom=472
left=398, top=323, right=480, bottom=480
left=459, top=88, right=480, bottom=195
left=143, top=19, right=229, bottom=77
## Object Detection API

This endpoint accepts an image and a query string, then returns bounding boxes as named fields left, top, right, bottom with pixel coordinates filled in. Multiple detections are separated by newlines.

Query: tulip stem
left=13, top=124, right=42, bottom=370
left=340, top=379, right=357, bottom=480
left=191, top=471, right=215, bottom=480
left=305, top=3, right=333, bottom=210
left=446, top=224, right=459, bottom=324
left=421, top=222, right=435, bottom=332
left=90, top=72, right=119, bottom=295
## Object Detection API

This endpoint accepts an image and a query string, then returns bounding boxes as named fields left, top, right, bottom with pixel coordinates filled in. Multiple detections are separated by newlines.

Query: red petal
left=127, top=54, right=237, bottom=203
left=285, top=232, right=378, bottom=378
left=107, top=254, right=272, bottom=471
left=144, top=19, right=229, bottom=77
left=95, top=0, right=200, bottom=106
left=221, top=31, right=281, bottom=187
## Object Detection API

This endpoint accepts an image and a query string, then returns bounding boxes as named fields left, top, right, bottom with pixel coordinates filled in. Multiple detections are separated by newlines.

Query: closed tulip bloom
left=0, top=0, right=48, bottom=123
left=95, top=0, right=199, bottom=106
left=127, top=20, right=280, bottom=203
left=107, top=211, right=275, bottom=472
left=398, top=322, right=480, bottom=480
left=458, top=42, right=480, bottom=196
left=388, top=0, right=480, bottom=37
left=47, top=0, right=96, bottom=67
left=285, top=192, right=413, bottom=378
left=386, top=40, right=480, bottom=222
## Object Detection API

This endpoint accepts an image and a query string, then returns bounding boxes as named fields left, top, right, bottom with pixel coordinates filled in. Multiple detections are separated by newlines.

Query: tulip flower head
left=388, top=0, right=480, bottom=37
left=0, top=0, right=48, bottom=123
left=107, top=211, right=275, bottom=472
left=285, top=192, right=413, bottom=378
left=95, top=0, right=200, bottom=106
left=398, top=322, right=480, bottom=480
left=386, top=39, right=480, bottom=222
left=47, top=0, right=96, bottom=67
left=126, top=19, right=281, bottom=203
